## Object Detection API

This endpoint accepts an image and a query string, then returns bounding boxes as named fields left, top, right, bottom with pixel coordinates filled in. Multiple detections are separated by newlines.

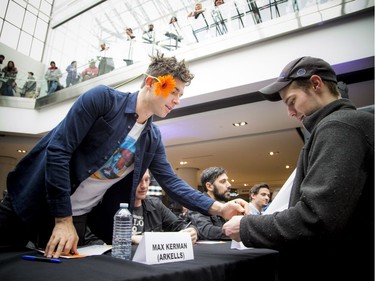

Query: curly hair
left=143, top=51, right=194, bottom=87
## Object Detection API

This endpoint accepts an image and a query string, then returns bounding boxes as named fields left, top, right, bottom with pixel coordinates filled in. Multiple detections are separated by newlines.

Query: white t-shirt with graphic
left=71, top=122, right=146, bottom=216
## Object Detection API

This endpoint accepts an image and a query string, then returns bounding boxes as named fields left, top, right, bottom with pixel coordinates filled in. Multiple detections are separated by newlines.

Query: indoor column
left=176, top=167, right=200, bottom=189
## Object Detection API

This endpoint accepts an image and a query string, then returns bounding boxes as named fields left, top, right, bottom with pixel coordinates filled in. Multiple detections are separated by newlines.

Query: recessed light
left=17, top=149, right=27, bottom=153
left=269, top=151, right=279, bottom=156
left=232, top=121, right=248, bottom=127
left=179, top=161, right=188, bottom=165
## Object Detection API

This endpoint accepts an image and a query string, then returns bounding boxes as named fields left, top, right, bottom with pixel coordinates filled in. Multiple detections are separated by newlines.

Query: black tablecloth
left=0, top=242, right=278, bottom=281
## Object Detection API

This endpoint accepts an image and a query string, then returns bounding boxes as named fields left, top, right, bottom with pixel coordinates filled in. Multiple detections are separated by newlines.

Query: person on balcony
left=45, top=61, right=62, bottom=95
left=21, top=72, right=37, bottom=98
left=81, top=60, right=99, bottom=81
left=1, top=60, right=18, bottom=96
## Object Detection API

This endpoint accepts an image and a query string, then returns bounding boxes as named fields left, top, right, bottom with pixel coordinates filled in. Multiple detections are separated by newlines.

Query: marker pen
left=21, top=255, right=61, bottom=263
left=184, top=221, right=192, bottom=229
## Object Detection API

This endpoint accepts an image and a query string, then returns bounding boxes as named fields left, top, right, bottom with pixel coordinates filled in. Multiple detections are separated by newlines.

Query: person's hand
left=132, top=234, right=143, bottom=245
left=180, top=227, right=198, bottom=244
left=231, top=198, right=250, bottom=215
left=222, top=215, right=243, bottom=242
left=210, top=199, right=249, bottom=221
left=44, top=216, right=79, bottom=258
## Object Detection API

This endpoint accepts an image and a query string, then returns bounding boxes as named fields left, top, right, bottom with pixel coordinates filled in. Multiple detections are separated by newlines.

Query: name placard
left=132, top=232, right=194, bottom=264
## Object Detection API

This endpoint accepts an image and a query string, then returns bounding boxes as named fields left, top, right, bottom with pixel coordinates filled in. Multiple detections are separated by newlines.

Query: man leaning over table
left=222, top=56, right=374, bottom=281
left=0, top=51, right=248, bottom=259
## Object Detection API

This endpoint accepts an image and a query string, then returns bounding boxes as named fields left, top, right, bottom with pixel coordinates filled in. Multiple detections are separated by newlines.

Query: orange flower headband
left=113, top=73, right=176, bottom=97
left=146, top=74, right=176, bottom=97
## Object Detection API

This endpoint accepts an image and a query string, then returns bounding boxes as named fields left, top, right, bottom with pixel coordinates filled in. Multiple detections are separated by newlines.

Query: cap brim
left=258, top=80, right=292, bottom=102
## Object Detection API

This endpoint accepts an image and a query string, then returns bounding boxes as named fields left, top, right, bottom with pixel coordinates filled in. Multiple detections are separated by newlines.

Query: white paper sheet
left=263, top=168, right=296, bottom=215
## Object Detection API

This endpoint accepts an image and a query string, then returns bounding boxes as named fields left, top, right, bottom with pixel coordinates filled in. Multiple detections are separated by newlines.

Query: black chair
left=191, top=12, right=210, bottom=43
left=210, top=7, right=228, bottom=36
left=246, top=0, right=262, bottom=24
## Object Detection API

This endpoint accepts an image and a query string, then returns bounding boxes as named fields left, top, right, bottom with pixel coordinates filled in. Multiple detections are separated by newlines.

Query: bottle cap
left=120, top=203, right=129, bottom=208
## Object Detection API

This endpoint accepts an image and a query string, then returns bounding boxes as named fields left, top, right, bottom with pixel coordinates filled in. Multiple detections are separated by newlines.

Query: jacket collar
left=303, top=98, right=355, bottom=133
left=141, top=196, right=158, bottom=213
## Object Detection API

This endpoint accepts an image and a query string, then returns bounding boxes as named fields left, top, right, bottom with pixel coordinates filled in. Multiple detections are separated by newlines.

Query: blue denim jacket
left=7, top=85, right=214, bottom=223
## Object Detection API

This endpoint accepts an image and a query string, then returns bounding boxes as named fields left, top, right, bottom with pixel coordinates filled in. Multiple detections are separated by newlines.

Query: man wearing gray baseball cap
left=223, top=56, right=374, bottom=281
left=259, top=56, right=338, bottom=101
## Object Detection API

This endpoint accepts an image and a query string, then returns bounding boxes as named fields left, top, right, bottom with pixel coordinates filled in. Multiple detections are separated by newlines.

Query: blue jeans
left=47, top=81, right=58, bottom=95
left=1, top=80, right=15, bottom=96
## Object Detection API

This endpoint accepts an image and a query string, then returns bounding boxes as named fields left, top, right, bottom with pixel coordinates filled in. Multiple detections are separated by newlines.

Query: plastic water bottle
left=112, top=203, right=133, bottom=260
